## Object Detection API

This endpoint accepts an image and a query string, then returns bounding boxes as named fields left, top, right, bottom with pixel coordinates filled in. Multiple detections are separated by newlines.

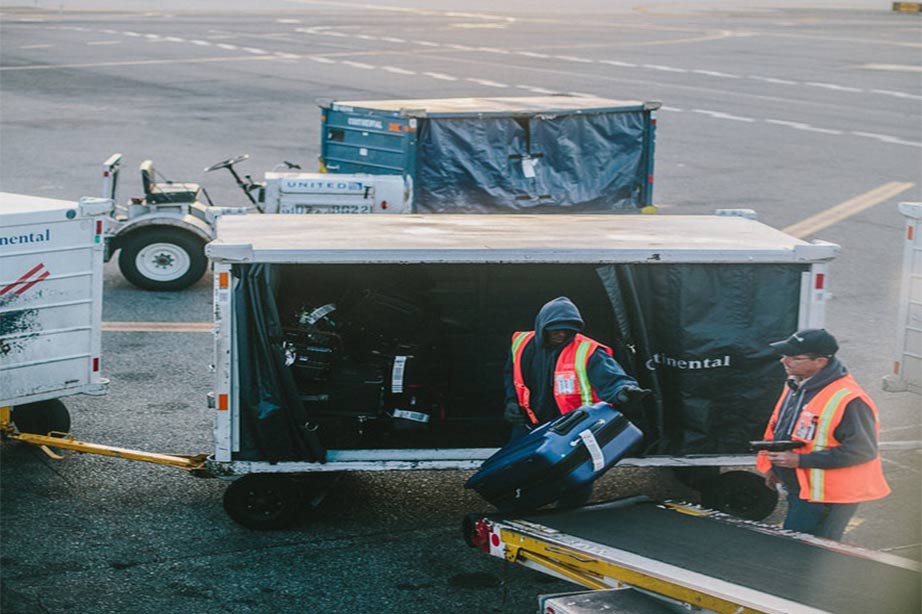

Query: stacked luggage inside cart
left=281, top=288, right=448, bottom=447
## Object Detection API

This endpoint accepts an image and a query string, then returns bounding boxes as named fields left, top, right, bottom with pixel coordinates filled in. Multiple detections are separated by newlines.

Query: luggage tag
left=578, top=429, right=606, bottom=471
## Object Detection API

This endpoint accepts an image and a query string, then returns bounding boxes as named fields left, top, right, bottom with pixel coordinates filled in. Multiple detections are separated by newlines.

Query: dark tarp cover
left=233, top=264, right=325, bottom=462
left=416, top=110, right=648, bottom=213
left=597, top=264, right=805, bottom=454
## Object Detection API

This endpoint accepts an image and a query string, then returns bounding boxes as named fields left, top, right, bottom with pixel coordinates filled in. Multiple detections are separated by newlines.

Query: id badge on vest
left=793, top=411, right=818, bottom=441
left=555, top=372, right=577, bottom=395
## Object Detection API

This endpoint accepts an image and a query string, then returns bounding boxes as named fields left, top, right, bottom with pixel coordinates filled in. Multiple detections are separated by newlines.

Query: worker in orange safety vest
left=503, top=296, right=649, bottom=506
left=756, top=328, right=890, bottom=540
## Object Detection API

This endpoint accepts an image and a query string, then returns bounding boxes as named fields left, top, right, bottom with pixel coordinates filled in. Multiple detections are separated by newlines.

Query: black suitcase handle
left=550, top=409, right=588, bottom=436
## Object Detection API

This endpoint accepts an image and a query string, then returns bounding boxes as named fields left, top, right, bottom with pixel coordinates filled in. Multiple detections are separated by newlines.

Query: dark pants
left=784, top=491, right=859, bottom=540
left=507, top=424, right=593, bottom=509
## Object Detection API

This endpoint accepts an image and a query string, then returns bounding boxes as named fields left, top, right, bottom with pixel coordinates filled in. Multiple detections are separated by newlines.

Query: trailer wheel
left=11, top=399, right=71, bottom=436
left=700, top=470, right=778, bottom=521
left=223, top=474, right=301, bottom=530
left=118, top=228, right=207, bottom=292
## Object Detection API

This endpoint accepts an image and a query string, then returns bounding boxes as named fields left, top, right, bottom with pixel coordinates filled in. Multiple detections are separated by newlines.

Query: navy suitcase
left=466, top=403, right=642, bottom=512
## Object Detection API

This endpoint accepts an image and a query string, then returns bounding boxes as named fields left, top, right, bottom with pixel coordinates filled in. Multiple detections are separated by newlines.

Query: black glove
left=503, top=401, right=527, bottom=425
left=615, top=385, right=652, bottom=405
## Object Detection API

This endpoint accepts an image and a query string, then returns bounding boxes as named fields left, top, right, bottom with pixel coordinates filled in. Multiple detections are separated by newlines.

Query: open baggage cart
left=202, top=212, right=838, bottom=529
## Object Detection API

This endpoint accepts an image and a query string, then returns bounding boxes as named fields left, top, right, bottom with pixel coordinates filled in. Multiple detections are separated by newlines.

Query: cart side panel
left=0, top=196, right=108, bottom=406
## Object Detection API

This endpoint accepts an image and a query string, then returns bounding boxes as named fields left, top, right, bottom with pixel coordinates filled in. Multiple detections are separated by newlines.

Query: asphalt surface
left=1, top=2, right=920, bottom=613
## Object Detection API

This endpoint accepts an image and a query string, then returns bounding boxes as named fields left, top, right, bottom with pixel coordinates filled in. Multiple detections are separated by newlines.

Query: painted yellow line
left=103, top=321, right=211, bottom=333
left=783, top=181, right=916, bottom=238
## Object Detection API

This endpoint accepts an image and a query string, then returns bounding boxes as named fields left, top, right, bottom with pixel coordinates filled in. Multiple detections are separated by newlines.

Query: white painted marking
left=692, top=69, right=739, bottom=78
left=20, top=44, right=52, bottom=49
left=144, top=34, right=161, bottom=39
left=275, top=52, right=301, bottom=59
left=446, top=44, right=474, bottom=50
left=356, top=34, right=379, bottom=40
left=100, top=29, right=118, bottom=34
left=692, top=109, right=755, bottom=122
left=323, top=31, right=348, bottom=37
left=478, top=47, right=509, bottom=54
left=382, top=66, right=416, bottom=75
left=871, top=89, right=922, bottom=100
left=217, top=43, right=239, bottom=50
left=805, top=82, right=863, bottom=93
left=600, top=60, right=637, bottom=67
left=242, top=47, right=269, bottom=54
left=466, top=77, right=508, bottom=88
left=644, top=64, right=687, bottom=73
left=764, top=119, right=843, bottom=135
left=516, top=51, right=549, bottom=58
left=122, top=31, right=142, bottom=37
left=415, top=41, right=440, bottom=47
left=342, top=60, right=375, bottom=69
left=382, top=37, right=406, bottom=43
left=555, top=55, right=593, bottom=63
left=852, top=132, right=922, bottom=147
left=661, top=106, right=684, bottom=112
left=749, top=75, right=797, bottom=85
left=276, top=19, right=302, bottom=24
left=567, top=92, right=597, bottom=98
left=308, top=56, right=337, bottom=63
left=190, top=40, right=212, bottom=46
left=87, top=41, right=121, bottom=46
left=423, top=72, right=458, bottom=81
left=163, top=37, right=184, bottom=43
left=860, top=64, right=922, bottom=72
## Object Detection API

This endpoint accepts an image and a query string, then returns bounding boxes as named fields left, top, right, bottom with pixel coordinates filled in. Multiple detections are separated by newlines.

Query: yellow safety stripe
left=574, top=340, right=594, bottom=406
left=511, top=331, right=531, bottom=364
left=809, top=388, right=851, bottom=501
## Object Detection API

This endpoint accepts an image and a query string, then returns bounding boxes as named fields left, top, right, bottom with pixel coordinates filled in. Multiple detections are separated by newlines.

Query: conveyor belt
left=519, top=499, right=920, bottom=614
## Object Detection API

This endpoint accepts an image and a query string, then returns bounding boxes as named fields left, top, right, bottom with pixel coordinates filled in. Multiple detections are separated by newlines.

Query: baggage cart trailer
left=1, top=193, right=113, bottom=436
left=204, top=212, right=839, bottom=529
left=464, top=496, right=921, bottom=614
left=882, top=201, right=922, bottom=394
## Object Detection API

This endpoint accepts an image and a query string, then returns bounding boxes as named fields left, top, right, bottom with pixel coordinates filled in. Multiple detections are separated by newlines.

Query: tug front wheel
left=118, top=228, right=207, bottom=292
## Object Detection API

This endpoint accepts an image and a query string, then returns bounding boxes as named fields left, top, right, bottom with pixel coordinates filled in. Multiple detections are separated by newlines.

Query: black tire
left=117, top=228, right=207, bottom=292
left=223, top=474, right=301, bottom=530
left=700, top=470, right=779, bottom=521
left=11, top=399, right=71, bottom=436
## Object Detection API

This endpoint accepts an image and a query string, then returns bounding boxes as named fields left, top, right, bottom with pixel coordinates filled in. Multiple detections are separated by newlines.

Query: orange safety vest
left=510, top=331, right=613, bottom=425
left=756, top=374, right=890, bottom=503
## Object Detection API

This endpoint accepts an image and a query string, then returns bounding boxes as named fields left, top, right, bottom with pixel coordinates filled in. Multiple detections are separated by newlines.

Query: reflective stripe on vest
left=808, top=388, right=851, bottom=501
left=573, top=340, right=594, bottom=407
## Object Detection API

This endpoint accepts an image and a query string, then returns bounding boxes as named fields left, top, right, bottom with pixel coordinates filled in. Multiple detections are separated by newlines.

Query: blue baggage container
left=319, top=97, right=660, bottom=213
left=465, top=402, right=643, bottom=511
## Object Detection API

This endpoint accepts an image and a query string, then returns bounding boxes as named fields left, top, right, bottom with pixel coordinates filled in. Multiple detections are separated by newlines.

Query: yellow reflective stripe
left=511, top=332, right=530, bottom=365
left=574, top=340, right=593, bottom=406
left=809, top=388, right=851, bottom=501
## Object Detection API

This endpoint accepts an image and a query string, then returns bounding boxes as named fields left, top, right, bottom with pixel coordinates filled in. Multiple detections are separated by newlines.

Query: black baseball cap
left=770, top=329, right=839, bottom=357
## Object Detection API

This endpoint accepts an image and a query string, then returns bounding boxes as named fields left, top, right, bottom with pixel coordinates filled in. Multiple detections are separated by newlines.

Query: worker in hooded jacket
left=503, top=296, right=649, bottom=506
left=756, top=328, right=890, bottom=540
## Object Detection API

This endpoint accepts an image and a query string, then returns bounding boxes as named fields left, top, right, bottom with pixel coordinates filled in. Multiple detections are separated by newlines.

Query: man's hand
left=766, top=450, right=800, bottom=468
left=615, top=385, right=652, bottom=404
left=504, top=401, right=527, bottom=425
left=763, top=469, right=780, bottom=490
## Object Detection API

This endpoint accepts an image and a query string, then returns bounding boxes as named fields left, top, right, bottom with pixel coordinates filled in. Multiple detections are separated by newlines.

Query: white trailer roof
left=0, top=192, right=80, bottom=225
left=330, top=96, right=657, bottom=116
left=206, top=214, right=839, bottom=265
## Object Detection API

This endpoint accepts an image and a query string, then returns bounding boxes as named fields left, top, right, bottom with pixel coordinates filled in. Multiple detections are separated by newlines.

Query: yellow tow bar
left=0, top=406, right=208, bottom=471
